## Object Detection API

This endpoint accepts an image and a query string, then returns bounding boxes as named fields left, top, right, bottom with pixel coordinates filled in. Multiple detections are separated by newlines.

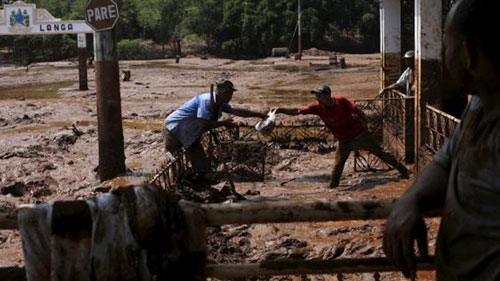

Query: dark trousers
left=331, top=130, right=408, bottom=187
left=163, top=128, right=210, bottom=174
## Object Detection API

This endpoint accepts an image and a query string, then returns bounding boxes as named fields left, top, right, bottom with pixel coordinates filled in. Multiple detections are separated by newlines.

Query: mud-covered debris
left=1, top=182, right=26, bottom=197
left=318, top=245, right=345, bottom=260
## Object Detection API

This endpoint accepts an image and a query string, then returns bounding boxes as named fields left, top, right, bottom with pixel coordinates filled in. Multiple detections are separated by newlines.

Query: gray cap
left=216, top=78, right=237, bottom=91
left=311, top=84, right=331, bottom=95
left=403, top=50, right=414, bottom=59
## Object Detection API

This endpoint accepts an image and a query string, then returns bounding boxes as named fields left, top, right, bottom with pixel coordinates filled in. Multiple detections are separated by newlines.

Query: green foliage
left=1, top=0, right=383, bottom=62
left=183, top=0, right=222, bottom=48
left=117, top=39, right=147, bottom=60
left=360, top=12, right=379, bottom=52
left=115, top=0, right=142, bottom=40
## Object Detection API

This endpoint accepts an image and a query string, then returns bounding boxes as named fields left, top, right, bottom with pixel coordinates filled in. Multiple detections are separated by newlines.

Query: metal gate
left=353, top=91, right=415, bottom=172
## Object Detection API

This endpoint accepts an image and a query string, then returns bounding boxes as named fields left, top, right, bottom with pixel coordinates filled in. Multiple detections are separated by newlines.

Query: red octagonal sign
left=85, top=0, right=119, bottom=31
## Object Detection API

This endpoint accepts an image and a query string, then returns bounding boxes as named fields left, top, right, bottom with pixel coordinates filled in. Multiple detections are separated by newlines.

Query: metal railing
left=423, top=104, right=460, bottom=153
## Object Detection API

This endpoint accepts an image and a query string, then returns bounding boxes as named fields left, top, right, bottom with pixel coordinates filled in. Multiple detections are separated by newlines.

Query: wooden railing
left=0, top=197, right=437, bottom=280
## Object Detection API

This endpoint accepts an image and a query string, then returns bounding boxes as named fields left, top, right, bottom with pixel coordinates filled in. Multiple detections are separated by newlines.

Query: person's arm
left=379, top=82, right=403, bottom=95
left=230, top=108, right=268, bottom=119
left=198, top=107, right=267, bottom=132
left=274, top=107, right=301, bottom=116
left=383, top=161, right=448, bottom=279
left=198, top=118, right=235, bottom=132
left=379, top=69, right=408, bottom=95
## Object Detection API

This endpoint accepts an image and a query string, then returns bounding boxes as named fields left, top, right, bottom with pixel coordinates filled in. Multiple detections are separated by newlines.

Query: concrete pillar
left=379, top=0, right=401, bottom=89
left=414, top=0, right=442, bottom=169
left=415, top=0, right=442, bottom=107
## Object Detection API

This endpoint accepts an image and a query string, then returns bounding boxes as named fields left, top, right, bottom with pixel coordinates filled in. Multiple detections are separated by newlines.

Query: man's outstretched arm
left=275, top=107, right=301, bottom=116
left=230, top=108, right=268, bottom=119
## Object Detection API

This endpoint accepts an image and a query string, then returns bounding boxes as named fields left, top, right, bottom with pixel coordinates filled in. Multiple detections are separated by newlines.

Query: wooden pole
left=93, top=27, right=126, bottom=181
left=0, top=257, right=435, bottom=280
left=298, top=0, right=302, bottom=57
left=206, top=257, right=435, bottom=278
left=77, top=33, right=89, bottom=91
left=201, top=198, right=441, bottom=226
left=1, top=199, right=441, bottom=231
left=201, top=198, right=399, bottom=226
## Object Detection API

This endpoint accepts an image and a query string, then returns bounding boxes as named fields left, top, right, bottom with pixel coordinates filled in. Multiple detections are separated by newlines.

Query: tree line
left=0, top=0, right=381, bottom=63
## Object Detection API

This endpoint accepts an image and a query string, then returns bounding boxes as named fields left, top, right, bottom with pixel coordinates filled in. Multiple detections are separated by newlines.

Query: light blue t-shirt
left=165, top=92, right=233, bottom=148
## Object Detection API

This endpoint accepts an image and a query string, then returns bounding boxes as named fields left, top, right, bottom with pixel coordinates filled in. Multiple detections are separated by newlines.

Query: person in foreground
left=163, top=78, right=267, bottom=181
left=275, top=84, right=409, bottom=188
left=379, top=50, right=415, bottom=96
left=383, top=0, right=500, bottom=280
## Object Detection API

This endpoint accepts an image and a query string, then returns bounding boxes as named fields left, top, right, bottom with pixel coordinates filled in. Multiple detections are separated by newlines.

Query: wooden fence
left=0, top=197, right=437, bottom=280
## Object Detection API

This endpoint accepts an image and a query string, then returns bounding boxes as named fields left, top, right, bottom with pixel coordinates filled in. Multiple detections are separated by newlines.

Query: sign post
left=85, top=0, right=125, bottom=181
left=0, top=1, right=93, bottom=89
left=77, top=33, right=89, bottom=91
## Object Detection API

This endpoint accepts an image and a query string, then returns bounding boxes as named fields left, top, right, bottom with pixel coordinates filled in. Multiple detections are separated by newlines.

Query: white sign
left=0, top=1, right=93, bottom=35
left=77, top=33, right=87, bottom=48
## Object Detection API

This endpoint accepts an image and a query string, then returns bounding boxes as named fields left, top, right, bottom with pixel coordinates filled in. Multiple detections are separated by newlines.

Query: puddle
left=1, top=121, right=74, bottom=135
left=0, top=81, right=75, bottom=100
left=234, top=89, right=314, bottom=107
left=122, top=120, right=162, bottom=131
left=1, top=119, right=163, bottom=136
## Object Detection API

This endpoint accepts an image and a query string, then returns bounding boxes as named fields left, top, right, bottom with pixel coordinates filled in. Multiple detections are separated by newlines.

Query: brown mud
left=0, top=51, right=438, bottom=281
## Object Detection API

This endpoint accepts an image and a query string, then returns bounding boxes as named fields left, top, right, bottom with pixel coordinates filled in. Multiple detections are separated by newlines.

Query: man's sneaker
left=399, top=169, right=410, bottom=179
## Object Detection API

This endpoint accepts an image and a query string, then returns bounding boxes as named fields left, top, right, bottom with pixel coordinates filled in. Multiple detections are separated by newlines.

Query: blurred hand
left=270, top=107, right=279, bottom=115
left=383, top=198, right=429, bottom=280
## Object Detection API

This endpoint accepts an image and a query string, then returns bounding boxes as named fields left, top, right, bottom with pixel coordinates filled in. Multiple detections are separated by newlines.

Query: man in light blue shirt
left=164, top=78, right=267, bottom=180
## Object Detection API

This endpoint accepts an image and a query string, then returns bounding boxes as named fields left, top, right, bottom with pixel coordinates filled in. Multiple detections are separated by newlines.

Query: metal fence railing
left=351, top=90, right=415, bottom=171
left=423, top=104, right=460, bottom=153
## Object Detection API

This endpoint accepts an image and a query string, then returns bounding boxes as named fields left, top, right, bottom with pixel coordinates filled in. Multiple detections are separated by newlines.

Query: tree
left=183, top=0, right=222, bottom=51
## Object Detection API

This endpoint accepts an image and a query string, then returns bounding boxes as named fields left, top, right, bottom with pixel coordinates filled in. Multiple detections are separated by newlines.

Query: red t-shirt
left=299, top=96, right=364, bottom=143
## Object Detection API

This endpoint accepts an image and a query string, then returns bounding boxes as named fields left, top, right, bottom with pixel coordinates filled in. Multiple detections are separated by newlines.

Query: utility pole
left=297, top=0, right=302, bottom=58
left=85, top=0, right=125, bottom=181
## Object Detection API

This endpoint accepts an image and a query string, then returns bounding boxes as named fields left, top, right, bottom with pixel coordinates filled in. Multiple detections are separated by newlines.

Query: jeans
left=330, top=130, right=408, bottom=187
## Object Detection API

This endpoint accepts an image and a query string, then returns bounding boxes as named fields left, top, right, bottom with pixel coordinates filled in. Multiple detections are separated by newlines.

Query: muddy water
left=236, top=89, right=313, bottom=107
left=0, top=81, right=75, bottom=100
left=1, top=119, right=163, bottom=136
left=0, top=56, right=429, bottom=280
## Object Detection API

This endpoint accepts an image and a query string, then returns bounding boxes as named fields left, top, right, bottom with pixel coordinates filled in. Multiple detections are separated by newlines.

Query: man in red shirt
left=276, top=84, right=409, bottom=188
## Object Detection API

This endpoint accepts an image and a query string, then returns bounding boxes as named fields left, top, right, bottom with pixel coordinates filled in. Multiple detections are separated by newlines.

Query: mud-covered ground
left=0, top=50, right=439, bottom=281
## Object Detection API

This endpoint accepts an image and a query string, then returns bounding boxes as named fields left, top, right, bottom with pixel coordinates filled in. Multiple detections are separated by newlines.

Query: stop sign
left=85, top=0, right=119, bottom=31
